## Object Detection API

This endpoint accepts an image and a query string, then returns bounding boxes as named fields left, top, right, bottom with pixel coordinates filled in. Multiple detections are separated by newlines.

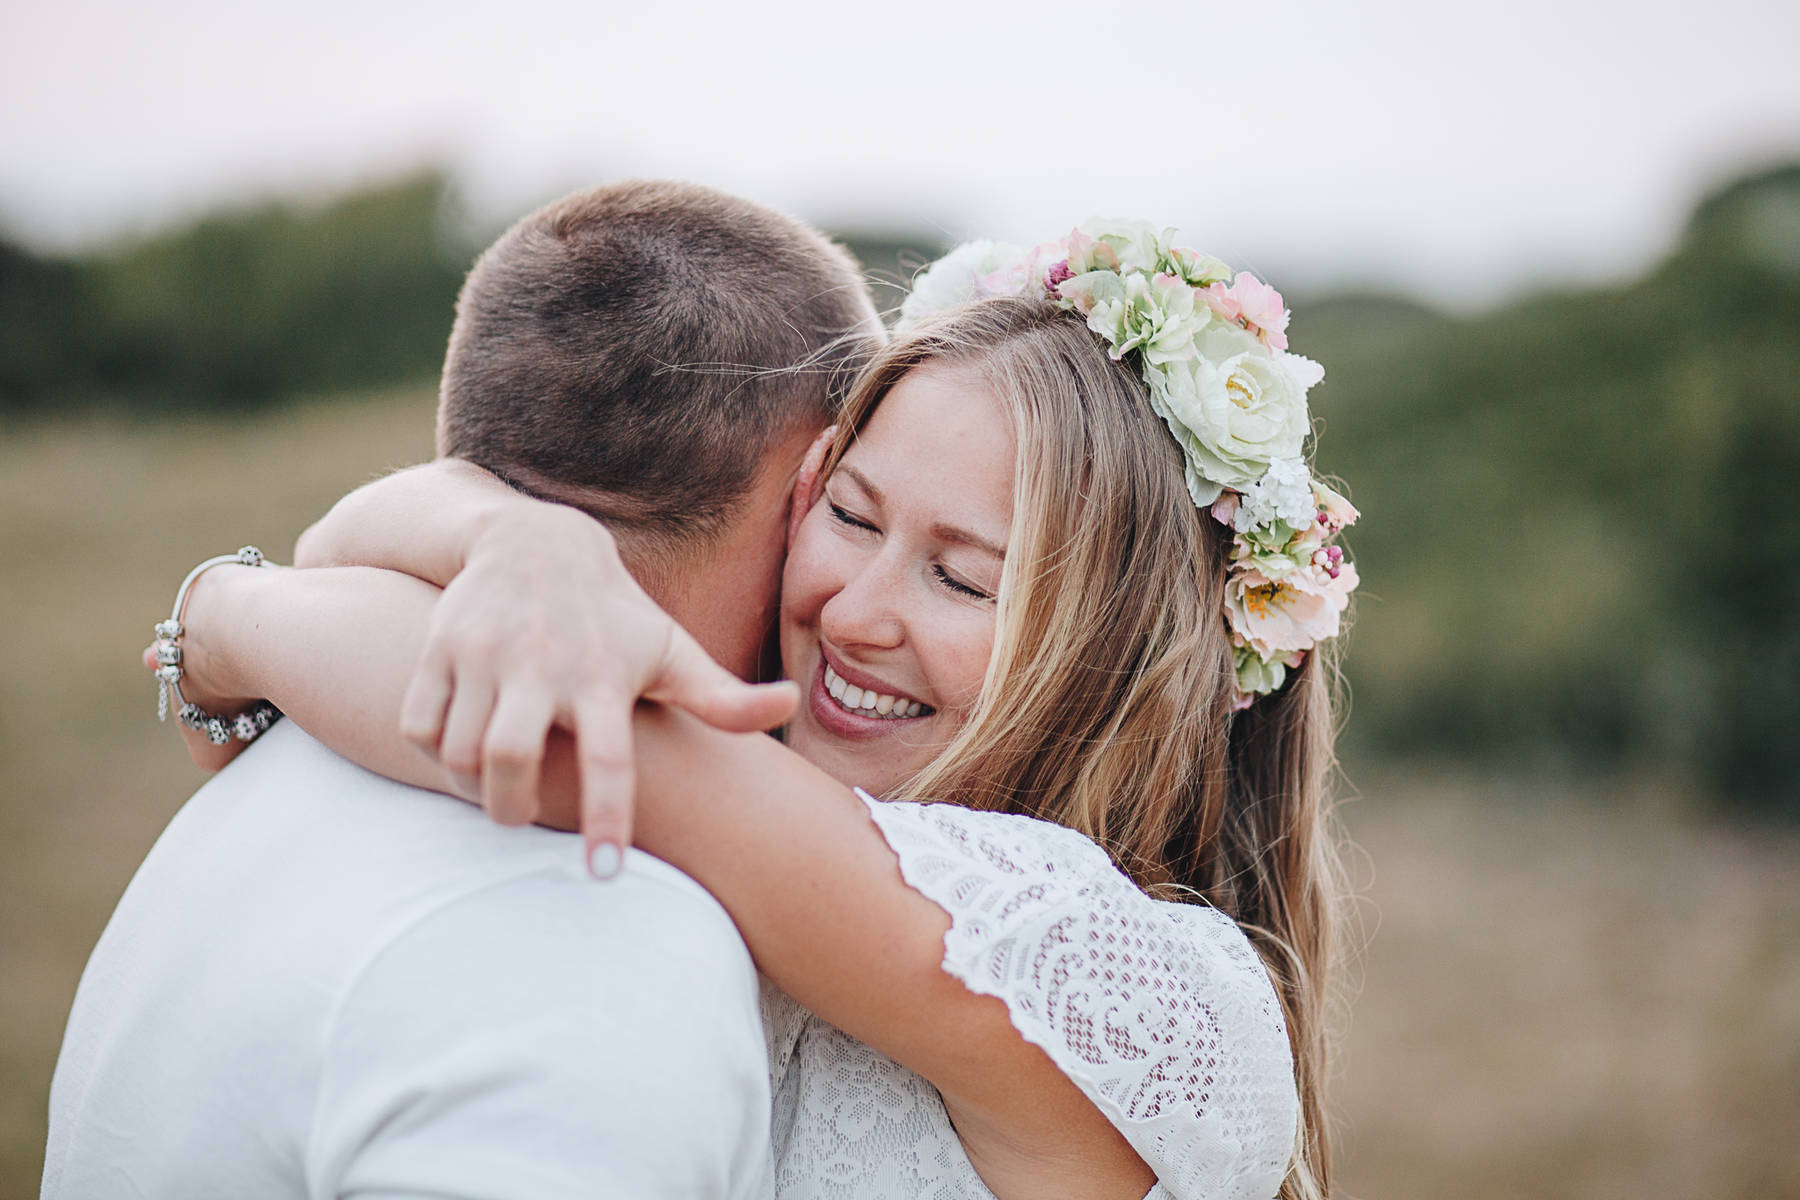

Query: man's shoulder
left=181, top=720, right=711, bottom=906
left=51, top=725, right=770, bottom=1200
left=102, top=721, right=734, bottom=1026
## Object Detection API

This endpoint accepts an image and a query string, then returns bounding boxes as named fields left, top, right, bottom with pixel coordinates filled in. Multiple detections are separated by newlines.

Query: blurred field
left=3, top=390, right=1798, bottom=1198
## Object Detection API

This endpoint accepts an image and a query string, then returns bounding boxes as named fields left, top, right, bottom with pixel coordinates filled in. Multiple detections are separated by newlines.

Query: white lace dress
left=761, top=793, right=1299, bottom=1200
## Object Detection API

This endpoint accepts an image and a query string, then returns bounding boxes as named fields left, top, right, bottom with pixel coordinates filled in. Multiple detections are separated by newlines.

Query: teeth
left=822, top=663, right=926, bottom=721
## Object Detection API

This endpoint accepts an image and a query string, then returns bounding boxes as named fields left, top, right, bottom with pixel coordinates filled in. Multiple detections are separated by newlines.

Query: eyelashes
left=828, top=502, right=876, bottom=532
left=933, top=565, right=991, bottom=601
left=826, top=503, right=994, bottom=603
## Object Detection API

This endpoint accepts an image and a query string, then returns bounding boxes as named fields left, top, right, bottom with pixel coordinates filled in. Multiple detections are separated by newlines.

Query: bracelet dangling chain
left=152, top=546, right=283, bottom=746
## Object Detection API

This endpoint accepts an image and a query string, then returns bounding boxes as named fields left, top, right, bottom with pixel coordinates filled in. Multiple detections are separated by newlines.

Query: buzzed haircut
left=437, top=180, right=880, bottom=543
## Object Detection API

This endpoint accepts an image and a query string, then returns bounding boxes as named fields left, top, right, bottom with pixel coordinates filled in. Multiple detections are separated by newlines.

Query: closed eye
left=934, top=564, right=993, bottom=602
left=828, top=502, right=878, bottom=533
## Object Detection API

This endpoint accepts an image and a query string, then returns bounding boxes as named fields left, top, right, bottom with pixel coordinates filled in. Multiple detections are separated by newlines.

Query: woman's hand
left=292, top=457, right=799, bottom=866
left=394, top=498, right=798, bottom=870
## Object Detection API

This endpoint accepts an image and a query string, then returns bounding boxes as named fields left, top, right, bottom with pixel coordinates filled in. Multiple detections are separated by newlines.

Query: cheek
left=925, top=615, right=997, bottom=713
left=780, top=511, right=844, bottom=629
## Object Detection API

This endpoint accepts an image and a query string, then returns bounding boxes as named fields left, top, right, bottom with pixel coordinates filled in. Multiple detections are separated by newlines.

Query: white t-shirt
left=43, top=721, right=772, bottom=1200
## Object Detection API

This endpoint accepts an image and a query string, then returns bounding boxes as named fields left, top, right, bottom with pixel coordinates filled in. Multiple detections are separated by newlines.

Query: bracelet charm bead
left=153, top=546, right=284, bottom=746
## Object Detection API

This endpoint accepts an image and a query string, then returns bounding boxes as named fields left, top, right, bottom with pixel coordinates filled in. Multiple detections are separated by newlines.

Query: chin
left=785, top=725, right=922, bottom=799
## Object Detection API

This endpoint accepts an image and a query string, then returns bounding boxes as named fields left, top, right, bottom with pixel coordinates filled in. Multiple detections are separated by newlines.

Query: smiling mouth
left=822, top=661, right=932, bottom=720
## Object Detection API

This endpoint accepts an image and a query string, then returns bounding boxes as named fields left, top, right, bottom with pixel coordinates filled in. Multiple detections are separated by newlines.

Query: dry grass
left=1, top=390, right=436, bottom=1192
left=1332, top=772, right=1800, bottom=1199
left=2, top=393, right=1797, bottom=1198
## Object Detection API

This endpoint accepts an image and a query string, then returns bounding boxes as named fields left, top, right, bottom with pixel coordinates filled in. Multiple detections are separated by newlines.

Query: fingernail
left=587, top=842, right=622, bottom=881
left=450, top=771, right=481, bottom=800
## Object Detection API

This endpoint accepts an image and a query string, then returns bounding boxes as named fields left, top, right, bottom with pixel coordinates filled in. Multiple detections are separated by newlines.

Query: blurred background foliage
left=3, top=162, right=1797, bottom=1199
left=5, top=162, right=1796, bottom=813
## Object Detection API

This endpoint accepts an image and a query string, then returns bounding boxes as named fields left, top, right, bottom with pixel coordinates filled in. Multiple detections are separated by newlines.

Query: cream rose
left=1147, top=334, right=1322, bottom=501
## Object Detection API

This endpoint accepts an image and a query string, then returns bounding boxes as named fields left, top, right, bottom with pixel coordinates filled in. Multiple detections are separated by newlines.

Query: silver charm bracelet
left=153, top=545, right=283, bottom=746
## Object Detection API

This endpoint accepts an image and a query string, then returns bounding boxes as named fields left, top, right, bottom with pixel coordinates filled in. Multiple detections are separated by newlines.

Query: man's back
left=45, top=721, right=771, bottom=1199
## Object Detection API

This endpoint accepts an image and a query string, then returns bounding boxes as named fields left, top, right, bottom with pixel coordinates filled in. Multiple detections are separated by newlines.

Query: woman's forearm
left=293, top=458, right=564, bottom=585
left=624, top=710, right=1149, bottom=1197
left=186, top=564, right=464, bottom=796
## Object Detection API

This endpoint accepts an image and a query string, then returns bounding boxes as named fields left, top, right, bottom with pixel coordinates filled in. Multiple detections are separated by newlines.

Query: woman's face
left=780, top=360, right=1016, bottom=795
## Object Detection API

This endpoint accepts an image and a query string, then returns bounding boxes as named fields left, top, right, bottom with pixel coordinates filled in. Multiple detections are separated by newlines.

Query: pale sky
left=4, top=0, right=1797, bottom=306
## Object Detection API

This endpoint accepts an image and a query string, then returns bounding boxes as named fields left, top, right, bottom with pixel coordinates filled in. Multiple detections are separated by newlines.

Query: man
left=44, top=181, right=882, bottom=1197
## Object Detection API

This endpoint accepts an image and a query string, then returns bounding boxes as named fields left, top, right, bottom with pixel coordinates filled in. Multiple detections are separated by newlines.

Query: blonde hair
left=825, top=296, right=1347, bottom=1198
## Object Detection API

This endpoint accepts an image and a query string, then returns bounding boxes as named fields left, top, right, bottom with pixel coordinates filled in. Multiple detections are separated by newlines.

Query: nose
left=818, top=547, right=907, bottom=654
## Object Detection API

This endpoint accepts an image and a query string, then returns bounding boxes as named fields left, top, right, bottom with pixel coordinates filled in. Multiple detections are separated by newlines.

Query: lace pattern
left=770, top=996, right=995, bottom=1200
left=853, top=793, right=1299, bottom=1200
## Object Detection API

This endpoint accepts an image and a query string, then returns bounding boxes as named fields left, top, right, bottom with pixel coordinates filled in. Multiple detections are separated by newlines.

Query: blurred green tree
left=1, top=172, right=471, bottom=412
left=1305, top=163, right=1800, bottom=812
left=2, top=164, right=1794, bottom=811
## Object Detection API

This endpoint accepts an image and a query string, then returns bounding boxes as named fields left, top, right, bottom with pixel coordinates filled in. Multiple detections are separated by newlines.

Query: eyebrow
left=836, top=463, right=1008, bottom=561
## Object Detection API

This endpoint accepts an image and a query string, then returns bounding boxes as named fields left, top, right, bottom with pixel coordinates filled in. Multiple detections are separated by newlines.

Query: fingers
left=437, top=672, right=497, bottom=803
left=650, top=627, right=799, bottom=732
left=399, top=649, right=454, bottom=751
left=480, top=689, right=555, bottom=827
left=573, top=697, right=635, bottom=879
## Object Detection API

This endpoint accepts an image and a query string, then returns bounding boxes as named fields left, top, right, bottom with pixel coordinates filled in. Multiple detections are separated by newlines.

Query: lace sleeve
left=858, top=792, right=1298, bottom=1200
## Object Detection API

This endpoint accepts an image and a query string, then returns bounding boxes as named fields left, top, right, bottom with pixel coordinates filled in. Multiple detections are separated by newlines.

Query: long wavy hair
left=823, top=296, right=1348, bottom=1199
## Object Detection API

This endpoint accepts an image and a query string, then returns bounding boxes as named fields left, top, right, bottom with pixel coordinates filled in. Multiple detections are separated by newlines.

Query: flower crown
left=896, top=219, right=1358, bottom=707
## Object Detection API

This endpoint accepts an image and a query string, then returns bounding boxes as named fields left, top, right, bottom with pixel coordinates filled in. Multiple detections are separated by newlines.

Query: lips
left=805, top=649, right=934, bottom=740
left=821, top=660, right=927, bottom=718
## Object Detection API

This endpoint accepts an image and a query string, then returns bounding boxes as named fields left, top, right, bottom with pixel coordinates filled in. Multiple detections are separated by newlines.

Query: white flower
left=1233, top=643, right=1304, bottom=699
left=1146, top=341, right=1321, bottom=500
left=1233, top=457, right=1316, bottom=534
left=897, top=240, right=1029, bottom=329
left=1066, top=218, right=1174, bottom=276
left=1061, top=270, right=1211, bottom=365
left=1167, top=245, right=1233, bottom=287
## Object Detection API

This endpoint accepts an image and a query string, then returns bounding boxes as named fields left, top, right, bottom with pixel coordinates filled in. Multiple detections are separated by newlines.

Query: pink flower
left=1225, top=561, right=1357, bottom=655
left=1313, top=481, right=1358, bottom=535
left=1202, top=280, right=1241, bottom=323
left=1064, top=227, right=1120, bottom=274
left=1228, top=273, right=1290, bottom=351
left=1210, top=491, right=1241, bottom=528
left=1289, top=481, right=1359, bottom=555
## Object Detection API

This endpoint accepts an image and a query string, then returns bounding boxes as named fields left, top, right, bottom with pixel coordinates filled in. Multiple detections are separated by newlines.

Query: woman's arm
left=292, top=458, right=522, bottom=582
left=625, top=710, right=1157, bottom=1200
left=178, top=563, right=467, bottom=798
left=171, top=457, right=795, bottom=851
left=179, top=565, right=1151, bottom=1198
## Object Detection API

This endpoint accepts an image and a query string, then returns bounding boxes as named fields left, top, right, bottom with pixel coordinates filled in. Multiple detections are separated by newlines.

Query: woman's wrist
left=176, top=562, right=278, bottom=708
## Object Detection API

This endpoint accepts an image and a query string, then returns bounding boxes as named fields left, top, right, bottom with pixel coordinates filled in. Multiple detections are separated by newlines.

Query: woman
left=159, top=222, right=1355, bottom=1200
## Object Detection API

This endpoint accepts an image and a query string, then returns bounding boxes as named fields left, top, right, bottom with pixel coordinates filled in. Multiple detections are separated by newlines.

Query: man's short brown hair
left=437, top=180, right=879, bottom=542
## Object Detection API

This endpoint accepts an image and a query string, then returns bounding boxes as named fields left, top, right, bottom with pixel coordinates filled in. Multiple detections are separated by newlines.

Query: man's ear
left=787, top=426, right=836, bottom=550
